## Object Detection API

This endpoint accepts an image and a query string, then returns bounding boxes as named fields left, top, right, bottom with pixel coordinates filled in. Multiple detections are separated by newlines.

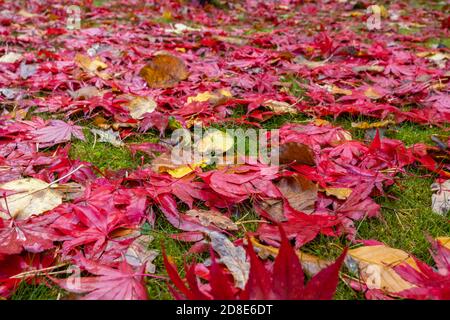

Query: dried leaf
left=278, top=142, right=315, bottom=166
left=431, top=180, right=450, bottom=215
left=209, top=232, right=250, bottom=289
left=263, top=100, right=298, bottom=114
left=90, top=128, right=124, bottom=147
left=324, top=187, right=353, bottom=200
left=127, top=96, right=157, bottom=120
left=0, top=178, right=62, bottom=220
left=186, top=209, right=238, bottom=231
left=139, top=54, right=188, bottom=89
left=346, top=245, right=418, bottom=293
left=195, top=130, right=234, bottom=154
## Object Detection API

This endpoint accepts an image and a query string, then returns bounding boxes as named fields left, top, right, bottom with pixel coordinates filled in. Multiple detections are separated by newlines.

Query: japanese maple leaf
left=53, top=204, right=140, bottom=258
left=34, top=120, right=85, bottom=147
left=55, top=258, right=148, bottom=300
left=395, top=241, right=450, bottom=300
left=0, top=252, right=55, bottom=298
left=164, top=227, right=347, bottom=300
left=0, top=213, right=59, bottom=255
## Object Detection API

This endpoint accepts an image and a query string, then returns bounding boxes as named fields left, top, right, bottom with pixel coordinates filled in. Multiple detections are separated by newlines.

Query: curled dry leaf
left=0, top=178, right=62, bottom=220
left=186, top=209, right=238, bottom=231
left=209, top=231, right=250, bottom=289
left=345, top=245, right=418, bottom=294
left=139, top=54, right=188, bottom=89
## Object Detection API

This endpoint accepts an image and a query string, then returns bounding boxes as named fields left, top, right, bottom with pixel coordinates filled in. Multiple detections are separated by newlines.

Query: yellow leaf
left=0, top=178, right=63, bottom=220
left=162, top=10, right=172, bottom=21
left=187, top=89, right=232, bottom=105
left=347, top=245, right=418, bottom=293
left=127, top=96, right=157, bottom=120
left=329, top=85, right=352, bottom=96
left=196, top=130, right=234, bottom=154
left=313, top=119, right=330, bottom=126
left=351, top=120, right=395, bottom=129
left=75, top=54, right=107, bottom=73
left=364, top=87, right=383, bottom=100
left=139, top=54, right=188, bottom=89
left=324, top=187, right=352, bottom=200
left=436, top=237, right=450, bottom=250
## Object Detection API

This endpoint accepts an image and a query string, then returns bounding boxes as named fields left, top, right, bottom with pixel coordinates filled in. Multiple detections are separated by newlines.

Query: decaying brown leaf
left=209, top=232, right=250, bottom=289
left=186, top=209, right=238, bottom=231
left=0, top=178, right=63, bottom=220
left=260, top=174, right=318, bottom=221
left=278, top=142, right=315, bottom=166
left=263, top=100, right=298, bottom=114
left=346, top=245, right=418, bottom=293
left=126, top=96, right=157, bottom=120
left=139, top=54, right=188, bottom=89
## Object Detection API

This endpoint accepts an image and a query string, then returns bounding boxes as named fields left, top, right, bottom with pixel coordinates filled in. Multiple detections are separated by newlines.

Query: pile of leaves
left=0, top=0, right=449, bottom=300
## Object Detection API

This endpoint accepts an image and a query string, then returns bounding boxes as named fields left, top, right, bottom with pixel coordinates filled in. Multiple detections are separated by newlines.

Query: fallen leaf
left=278, top=142, right=315, bottom=165
left=276, top=175, right=317, bottom=214
left=75, top=53, right=108, bottom=73
left=127, top=96, right=157, bottom=120
left=124, top=235, right=158, bottom=274
left=0, top=52, right=22, bottom=63
left=364, top=87, right=384, bottom=100
left=187, top=89, right=232, bottom=105
left=90, top=128, right=124, bottom=147
left=186, top=209, right=238, bottom=231
left=209, top=231, right=250, bottom=289
left=0, top=178, right=63, bottom=220
left=323, top=187, right=353, bottom=200
left=346, top=245, right=418, bottom=293
left=151, top=152, right=203, bottom=178
left=263, top=100, right=298, bottom=113
left=139, top=54, right=188, bottom=89
left=431, top=180, right=450, bottom=215
left=195, top=130, right=234, bottom=154
left=436, top=237, right=450, bottom=250
left=351, top=120, right=395, bottom=129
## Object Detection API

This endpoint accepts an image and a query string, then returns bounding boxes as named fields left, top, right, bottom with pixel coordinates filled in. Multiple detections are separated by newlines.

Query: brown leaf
left=278, top=142, right=315, bottom=166
left=260, top=174, right=318, bottom=221
left=186, top=209, right=238, bottom=231
left=346, top=245, right=418, bottom=293
left=139, top=54, right=188, bottom=89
